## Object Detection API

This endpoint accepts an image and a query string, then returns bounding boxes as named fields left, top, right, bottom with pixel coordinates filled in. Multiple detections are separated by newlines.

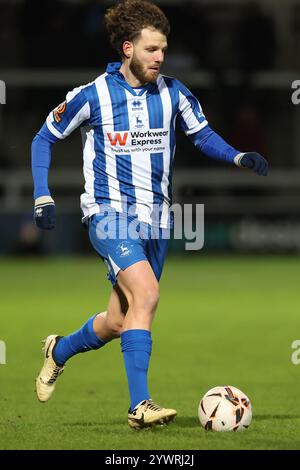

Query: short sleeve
left=176, top=80, right=208, bottom=135
left=46, top=86, right=91, bottom=140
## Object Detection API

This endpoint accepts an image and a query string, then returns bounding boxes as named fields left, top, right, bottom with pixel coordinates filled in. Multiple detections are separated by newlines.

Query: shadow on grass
left=63, top=415, right=300, bottom=430
left=64, top=421, right=109, bottom=427
left=63, top=416, right=200, bottom=429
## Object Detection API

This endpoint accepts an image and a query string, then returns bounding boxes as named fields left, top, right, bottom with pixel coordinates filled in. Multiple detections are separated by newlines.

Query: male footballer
left=32, top=0, right=268, bottom=429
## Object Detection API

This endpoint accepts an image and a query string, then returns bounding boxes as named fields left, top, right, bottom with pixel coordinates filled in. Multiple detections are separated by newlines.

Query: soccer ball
left=198, top=385, right=252, bottom=432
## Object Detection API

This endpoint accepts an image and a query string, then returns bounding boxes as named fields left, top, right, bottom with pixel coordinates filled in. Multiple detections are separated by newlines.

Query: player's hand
left=34, top=196, right=56, bottom=230
left=240, top=152, right=268, bottom=176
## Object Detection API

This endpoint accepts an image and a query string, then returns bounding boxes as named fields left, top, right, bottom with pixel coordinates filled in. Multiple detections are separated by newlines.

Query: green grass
left=1, top=255, right=300, bottom=449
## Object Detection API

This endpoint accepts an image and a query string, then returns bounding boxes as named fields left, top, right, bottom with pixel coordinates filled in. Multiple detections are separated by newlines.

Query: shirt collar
left=105, top=62, right=156, bottom=96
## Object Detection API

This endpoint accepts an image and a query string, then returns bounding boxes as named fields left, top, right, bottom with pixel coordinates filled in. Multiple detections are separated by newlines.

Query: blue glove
left=237, top=152, right=268, bottom=176
left=34, top=196, right=55, bottom=230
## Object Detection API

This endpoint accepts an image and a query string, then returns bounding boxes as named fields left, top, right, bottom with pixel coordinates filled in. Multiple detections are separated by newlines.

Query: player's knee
left=133, top=284, right=160, bottom=314
left=106, top=318, right=123, bottom=336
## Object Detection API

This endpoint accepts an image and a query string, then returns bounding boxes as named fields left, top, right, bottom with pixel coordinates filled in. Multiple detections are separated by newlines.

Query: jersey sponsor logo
left=106, top=130, right=169, bottom=151
left=131, top=130, right=168, bottom=146
left=131, top=130, right=168, bottom=138
left=107, top=132, right=128, bottom=146
left=53, top=101, right=67, bottom=123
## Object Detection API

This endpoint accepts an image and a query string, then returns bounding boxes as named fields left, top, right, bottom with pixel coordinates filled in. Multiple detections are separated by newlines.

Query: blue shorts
left=88, top=208, right=170, bottom=285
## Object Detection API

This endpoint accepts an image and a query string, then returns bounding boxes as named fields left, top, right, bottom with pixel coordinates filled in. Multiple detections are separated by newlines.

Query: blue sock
left=121, top=329, right=152, bottom=411
left=53, top=315, right=106, bottom=365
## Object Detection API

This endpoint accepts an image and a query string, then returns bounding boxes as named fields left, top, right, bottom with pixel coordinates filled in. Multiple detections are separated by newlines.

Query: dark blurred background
left=0, top=0, right=300, bottom=255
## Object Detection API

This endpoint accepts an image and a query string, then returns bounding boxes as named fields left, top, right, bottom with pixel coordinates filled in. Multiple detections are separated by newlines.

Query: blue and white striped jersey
left=46, top=62, right=208, bottom=227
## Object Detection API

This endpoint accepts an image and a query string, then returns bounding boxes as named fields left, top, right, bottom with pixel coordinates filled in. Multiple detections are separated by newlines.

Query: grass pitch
left=1, top=255, right=300, bottom=450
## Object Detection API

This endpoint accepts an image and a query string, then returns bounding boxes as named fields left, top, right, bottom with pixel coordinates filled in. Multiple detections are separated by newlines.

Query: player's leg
left=46, top=208, right=131, bottom=365
left=118, top=260, right=159, bottom=331
left=35, top=284, right=127, bottom=403
left=54, top=284, right=128, bottom=362
left=36, top=260, right=154, bottom=406
left=117, top=260, right=158, bottom=409
left=89, top=210, right=175, bottom=426
left=93, top=283, right=128, bottom=340
left=124, top=231, right=175, bottom=428
left=116, top=258, right=176, bottom=428
left=52, top=282, right=128, bottom=364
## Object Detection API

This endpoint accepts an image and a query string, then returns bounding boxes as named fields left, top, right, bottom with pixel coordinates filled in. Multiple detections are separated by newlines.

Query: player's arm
left=31, top=87, right=91, bottom=229
left=189, top=126, right=268, bottom=176
left=176, top=80, right=268, bottom=176
left=32, top=125, right=58, bottom=229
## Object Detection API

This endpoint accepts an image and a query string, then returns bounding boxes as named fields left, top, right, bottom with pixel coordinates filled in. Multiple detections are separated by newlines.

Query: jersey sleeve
left=176, top=79, right=208, bottom=135
left=46, top=86, right=91, bottom=140
left=189, top=125, right=240, bottom=164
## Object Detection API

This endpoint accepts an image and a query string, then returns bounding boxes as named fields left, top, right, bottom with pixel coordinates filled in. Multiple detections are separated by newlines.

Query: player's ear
left=123, top=41, right=133, bottom=59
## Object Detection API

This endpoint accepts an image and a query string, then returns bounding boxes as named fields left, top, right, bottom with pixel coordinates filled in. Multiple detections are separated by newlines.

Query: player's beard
left=129, top=54, right=160, bottom=85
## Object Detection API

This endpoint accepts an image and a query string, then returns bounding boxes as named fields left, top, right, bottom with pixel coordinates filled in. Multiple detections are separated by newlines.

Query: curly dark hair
left=104, top=0, right=170, bottom=57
